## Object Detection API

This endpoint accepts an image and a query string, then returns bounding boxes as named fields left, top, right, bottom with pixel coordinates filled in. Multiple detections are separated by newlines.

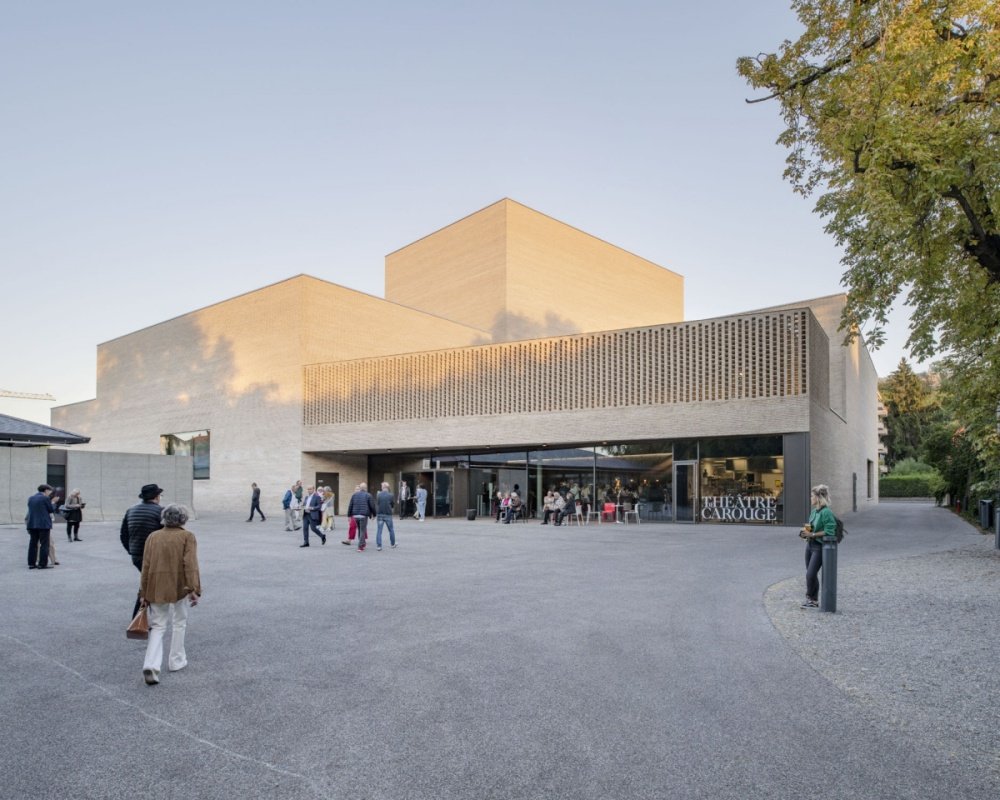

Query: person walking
left=321, top=487, right=336, bottom=532
left=299, top=486, right=327, bottom=547
left=800, top=484, right=837, bottom=609
left=139, top=504, right=202, bottom=686
left=375, top=482, right=397, bottom=551
left=347, top=483, right=376, bottom=552
left=398, top=481, right=410, bottom=520
left=342, top=484, right=360, bottom=545
left=121, top=484, right=164, bottom=619
left=26, top=484, right=55, bottom=570
left=63, top=488, right=85, bottom=541
left=247, top=482, right=265, bottom=521
left=290, top=481, right=304, bottom=526
left=282, top=484, right=297, bottom=531
left=415, top=484, right=428, bottom=522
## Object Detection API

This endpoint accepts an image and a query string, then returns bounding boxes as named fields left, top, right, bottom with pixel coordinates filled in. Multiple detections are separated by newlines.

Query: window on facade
left=161, top=430, right=210, bottom=480
left=698, top=436, right=784, bottom=524
left=867, top=460, right=874, bottom=498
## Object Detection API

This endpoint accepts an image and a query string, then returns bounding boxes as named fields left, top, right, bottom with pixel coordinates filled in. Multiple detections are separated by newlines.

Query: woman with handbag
left=799, top=484, right=836, bottom=608
left=63, top=489, right=85, bottom=541
left=139, top=504, right=202, bottom=685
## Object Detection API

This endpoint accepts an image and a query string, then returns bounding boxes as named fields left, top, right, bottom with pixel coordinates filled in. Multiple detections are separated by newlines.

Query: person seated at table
left=504, top=492, right=523, bottom=523
left=540, top=491, right=557, bottom=524
left=495, top=492, right=510, bottom=523
left=557, top=492, right=577, bottom=525
left=551, top=492, right=566, bottom=525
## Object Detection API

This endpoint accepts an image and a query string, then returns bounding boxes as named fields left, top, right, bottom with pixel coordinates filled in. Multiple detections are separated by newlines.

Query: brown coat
left=140, top=527, right=202, bottom=604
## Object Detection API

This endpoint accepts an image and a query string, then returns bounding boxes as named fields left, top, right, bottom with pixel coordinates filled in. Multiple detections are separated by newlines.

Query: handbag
left=126, top=607, right=149, bottom=640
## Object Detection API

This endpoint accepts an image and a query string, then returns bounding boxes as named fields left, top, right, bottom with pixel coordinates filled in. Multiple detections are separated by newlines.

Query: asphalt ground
left=1, top=503, right=996, bottom=800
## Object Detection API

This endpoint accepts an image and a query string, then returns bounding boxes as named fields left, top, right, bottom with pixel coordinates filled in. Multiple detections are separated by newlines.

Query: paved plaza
left=2, top=502, right=998, bottom=799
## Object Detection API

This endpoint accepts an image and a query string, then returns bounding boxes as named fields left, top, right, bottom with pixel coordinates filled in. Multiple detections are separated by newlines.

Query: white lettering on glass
left=700, top=495, right=777, bottom=522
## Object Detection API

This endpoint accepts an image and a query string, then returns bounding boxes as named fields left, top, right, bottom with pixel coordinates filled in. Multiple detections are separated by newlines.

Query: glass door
left=673, top=461, right=698, bottom=523
left=433, top=471, right=453, bottom=517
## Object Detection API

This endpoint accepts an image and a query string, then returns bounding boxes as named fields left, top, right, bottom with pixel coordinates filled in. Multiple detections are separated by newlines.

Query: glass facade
left=421, top=434, right=788, bottom=525
left=161, top=430, right=210, bottom=480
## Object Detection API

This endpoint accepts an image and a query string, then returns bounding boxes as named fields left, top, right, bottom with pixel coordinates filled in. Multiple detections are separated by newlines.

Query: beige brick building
left=53, top=200, right=878, bottom=525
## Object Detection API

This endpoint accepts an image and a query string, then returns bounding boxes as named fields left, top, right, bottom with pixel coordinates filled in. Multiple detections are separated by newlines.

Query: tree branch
left=944, top=185, right=1000, bottom=282
left=745, top=32, right=883, bottom=104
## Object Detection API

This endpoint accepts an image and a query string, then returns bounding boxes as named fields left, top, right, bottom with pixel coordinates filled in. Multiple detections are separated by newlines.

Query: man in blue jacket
left=26, top=484, right=55, bottom=570
left=375, top=482, right=397, bottom=551
left=347, top=483, right=376, bottom=552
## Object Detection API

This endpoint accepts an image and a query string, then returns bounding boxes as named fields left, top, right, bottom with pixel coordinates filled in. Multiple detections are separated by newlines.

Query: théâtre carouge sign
left=701, top=495, right=777, bottom=523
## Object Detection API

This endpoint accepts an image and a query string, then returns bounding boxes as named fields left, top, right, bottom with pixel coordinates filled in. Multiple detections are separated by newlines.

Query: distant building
left=53, top=199, right=879, bottom=523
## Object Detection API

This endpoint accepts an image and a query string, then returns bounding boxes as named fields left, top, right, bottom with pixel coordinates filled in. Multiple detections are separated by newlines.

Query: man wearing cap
left=121, top=484, right=164, bottom=618
left=25, top=484, right=55, bottom=570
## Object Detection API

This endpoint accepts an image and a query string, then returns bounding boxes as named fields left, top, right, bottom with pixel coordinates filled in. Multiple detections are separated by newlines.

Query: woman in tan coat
left=139, top=504, right=202, bottom=686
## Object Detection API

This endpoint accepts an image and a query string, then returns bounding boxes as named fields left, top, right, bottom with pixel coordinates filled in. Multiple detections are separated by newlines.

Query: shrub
left=880, top=474, right=936, bottom=497
left=890, top=458, right=936, bottom=476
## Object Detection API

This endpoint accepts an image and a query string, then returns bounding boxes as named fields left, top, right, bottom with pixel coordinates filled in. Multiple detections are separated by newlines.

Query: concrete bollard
left=820, top=536, right=838, bottom=613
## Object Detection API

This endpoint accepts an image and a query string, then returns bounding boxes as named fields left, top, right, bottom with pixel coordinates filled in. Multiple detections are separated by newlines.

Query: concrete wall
left=0, top=449, right=192, bottom=525
left=385, top=199, right=684, bottom=342
left=63, top=450, right=194, bottom=522
left=53, top=275, right=483, bottom=515
left=0, top=448, right=47, bottom=525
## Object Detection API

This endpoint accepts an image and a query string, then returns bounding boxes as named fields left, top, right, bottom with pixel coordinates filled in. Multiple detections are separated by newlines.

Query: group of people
left=269, top=479, right=429, bottom=536
left=25, top=485, right=87, bottom=569
left=494, top=489, right=524, bottom=523
left=398, top=481, right=429, bottom=521
left=25, top=475, right=840, bottom=686
left=539, top=490, right=583, bottom=525
left=26, top=481, right=203, bottom=687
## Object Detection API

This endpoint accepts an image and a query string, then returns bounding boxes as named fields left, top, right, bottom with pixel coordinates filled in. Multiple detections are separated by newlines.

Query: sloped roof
left=0, top=413, right=91, bottom=446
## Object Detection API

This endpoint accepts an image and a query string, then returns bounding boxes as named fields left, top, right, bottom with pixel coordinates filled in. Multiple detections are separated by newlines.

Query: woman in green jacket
left=800, top=484, right=836, bottom=608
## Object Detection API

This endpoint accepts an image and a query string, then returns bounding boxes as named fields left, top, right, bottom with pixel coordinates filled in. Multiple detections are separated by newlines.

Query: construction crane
left=0, top=389, right=56, bottom=401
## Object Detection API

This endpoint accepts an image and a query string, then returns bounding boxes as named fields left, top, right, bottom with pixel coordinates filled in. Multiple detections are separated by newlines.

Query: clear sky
left=1, top=1, right=915, bottom=424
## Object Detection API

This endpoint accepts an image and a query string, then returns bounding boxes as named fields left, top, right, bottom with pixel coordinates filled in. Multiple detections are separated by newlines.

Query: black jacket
left=120, top=502, right=163, bottom=569
left=347, top=491, right=376, bottom=518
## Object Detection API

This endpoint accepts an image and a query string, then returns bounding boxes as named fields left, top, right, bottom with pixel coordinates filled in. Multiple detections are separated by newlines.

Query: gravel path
left=765, top=534, right=1000, bottom=777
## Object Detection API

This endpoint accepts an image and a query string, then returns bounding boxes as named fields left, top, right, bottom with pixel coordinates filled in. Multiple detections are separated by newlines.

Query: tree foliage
left=738, top=1, right=1000, bottom=473
left=921, top=419, right=988, bottom=503
left=878, top=358, right=944, bottom=464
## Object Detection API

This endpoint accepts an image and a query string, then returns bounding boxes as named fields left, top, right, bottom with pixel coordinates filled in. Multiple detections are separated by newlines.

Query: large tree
left=737, top=0, right=999, bottom=471
left=879, top=358, right=943, bottom=464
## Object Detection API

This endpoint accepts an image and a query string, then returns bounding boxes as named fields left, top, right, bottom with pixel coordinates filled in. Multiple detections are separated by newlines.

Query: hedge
left=880, top=473, right=935, bottom=497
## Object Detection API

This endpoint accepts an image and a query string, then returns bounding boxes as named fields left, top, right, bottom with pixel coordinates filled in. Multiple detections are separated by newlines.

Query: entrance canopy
left=0, top=413, right=91, bottom=447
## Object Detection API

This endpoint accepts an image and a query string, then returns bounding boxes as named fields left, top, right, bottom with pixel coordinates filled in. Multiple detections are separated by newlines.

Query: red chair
left=602, top=502, right=617, bottom=523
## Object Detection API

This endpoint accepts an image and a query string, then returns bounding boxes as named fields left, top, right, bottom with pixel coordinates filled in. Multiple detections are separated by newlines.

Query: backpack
left=833, top=515, right=847, bottom=544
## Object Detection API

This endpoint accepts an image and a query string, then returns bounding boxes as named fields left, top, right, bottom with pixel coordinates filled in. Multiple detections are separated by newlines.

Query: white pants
left=143, top=599, right=190, bottom=678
